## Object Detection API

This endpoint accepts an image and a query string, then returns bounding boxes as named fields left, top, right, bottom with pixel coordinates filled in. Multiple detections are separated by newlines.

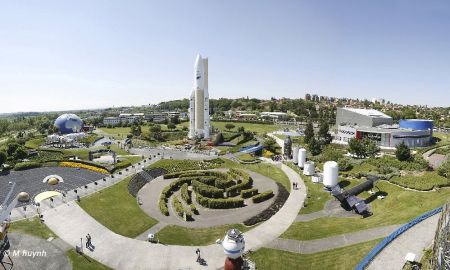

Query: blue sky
left=1, top=1, right=449, bottom=113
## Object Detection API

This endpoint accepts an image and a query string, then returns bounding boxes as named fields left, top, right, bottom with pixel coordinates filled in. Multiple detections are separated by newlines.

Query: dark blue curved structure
left=399, top=119, right=433, bottom=143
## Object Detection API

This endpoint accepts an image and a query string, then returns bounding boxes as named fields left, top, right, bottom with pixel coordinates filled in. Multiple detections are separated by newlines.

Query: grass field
left=287, top=163, right=332, bottom=214
left=98, top=127, right=131, bottom=139
left=157, top=224, right=252, bottom=245
left=249, top=238, right=381, bottom=270
left=10, top=217, right=56, bottom=239
left=25, top=136, right=46, bottom=149
left=66, top=249, right=113, bottom=270
left=282, top=180, right=450, bottom=240
left=78, top=176, right=158, bottom=238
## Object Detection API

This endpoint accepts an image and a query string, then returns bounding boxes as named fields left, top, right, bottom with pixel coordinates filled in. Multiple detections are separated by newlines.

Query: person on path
left=86, top=234, right=92, bottom=249
left=196, top=248, right=201, bottom=262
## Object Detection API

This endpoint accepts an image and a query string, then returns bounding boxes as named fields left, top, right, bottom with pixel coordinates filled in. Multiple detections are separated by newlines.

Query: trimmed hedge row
left=179, top=176, right=216, bottom=186
left=215, top=177, right=235, bottom=189
left=226, top=174, right=253, bottom=196
left=14, top=161, right=42, bottom=171
left=159, top=178, right=193, bottom=216
left=181, top=183, right=191, bottom=204
left=190, top=203, right=199, bottom=215
left=195, top=192, right=244, bottom=209
left=172, top=196, right=192, bottom=221
left=252, top=190, right=274, bottom=203
left=192, top=180, right=224, bottom=198
left=163, top=170, right=208, bottom=179
left=240, top=188, right=258, bottom=199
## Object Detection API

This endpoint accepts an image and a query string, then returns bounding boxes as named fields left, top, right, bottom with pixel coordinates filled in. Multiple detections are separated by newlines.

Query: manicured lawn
left=66, top=249, right=113, bottom=270
left=390, top=171, right=450, bottom=191
left=249, top=239, right=381, bottom=270
left=282, top=181, right=450, bottom=240
left=98, top=127, right=131, bottom=139
left=244, top=163, right=291, bottom=192
left=287, top=163, right=332, bottom=214
left=25, top=136, right=46, bottom=149
left=78, top=176, right=158, bottom=238
left=10, top=217, right=56, bottom=239
left=157, top=224, right=252, bottom=245
left=238, top=153, right=256, bottom=162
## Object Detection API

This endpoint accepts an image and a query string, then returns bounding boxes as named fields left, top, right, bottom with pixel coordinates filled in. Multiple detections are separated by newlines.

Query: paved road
left=42, top=163, right=306, bottom=270
left=267, top=224, right=401, bottom=254
left=0, top=167, right=106, bottom=206
left=367, top=214, right=440, bottom=270
left=7, top=233, right=71, bottom=270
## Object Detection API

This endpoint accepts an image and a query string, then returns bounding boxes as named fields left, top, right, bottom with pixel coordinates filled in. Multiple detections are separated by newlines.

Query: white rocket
left=189, top=54, right=210, bottom=139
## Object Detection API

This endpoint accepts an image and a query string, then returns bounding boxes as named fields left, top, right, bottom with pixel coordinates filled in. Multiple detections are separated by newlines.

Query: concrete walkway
left=267, top=224, right=401, bottom=254
left=367, top=214, right=440, bottom=270
left=295, top=200, right=359, bottom=222
left=42, top=163, right=306, bottom=270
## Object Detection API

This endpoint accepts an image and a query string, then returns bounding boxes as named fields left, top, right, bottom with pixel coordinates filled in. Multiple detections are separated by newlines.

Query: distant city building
left=189, top=54, right=210, bottom=139
left=334, top=107, right=433, bottom=148
left=260, top=112, right=288, bottom=121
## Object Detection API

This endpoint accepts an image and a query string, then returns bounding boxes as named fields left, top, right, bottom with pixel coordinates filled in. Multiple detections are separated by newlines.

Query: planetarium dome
left=54, top=114, right=83, bottom=134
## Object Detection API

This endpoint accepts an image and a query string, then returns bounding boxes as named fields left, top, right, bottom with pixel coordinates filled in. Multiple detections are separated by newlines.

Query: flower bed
left=59, top=161, right=109, bottom=174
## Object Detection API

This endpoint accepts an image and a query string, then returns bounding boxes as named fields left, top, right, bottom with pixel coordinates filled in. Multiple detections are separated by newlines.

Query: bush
left=172, top=196, right=192, bottom=220
left=181, top=183, right=191, bottom=204
left=366, top=155, right=428, bottom=172
left=14, top=161, right=41, bottom=171
left=252, top=190, right=274, bottom=203
left=190, top=203, right=199, bottom=215
left=240, top=188, right=258, bottom=199
left=195, top=192, right=244, bottom=209
left=192, top=180, right=224, bottom=198
left=337, top=157, right=353, bottom=172
left=159, top=197, right=169, bottom=216
left=226, top=170, right=253, bottom=196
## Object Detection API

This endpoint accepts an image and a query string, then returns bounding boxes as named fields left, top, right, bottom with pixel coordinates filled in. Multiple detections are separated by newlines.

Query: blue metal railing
left=355, top=206, right=443, bottom=270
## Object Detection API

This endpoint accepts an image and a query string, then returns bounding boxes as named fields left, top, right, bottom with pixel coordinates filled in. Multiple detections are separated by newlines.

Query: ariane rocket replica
left=189, top=54, right=210, bottom=139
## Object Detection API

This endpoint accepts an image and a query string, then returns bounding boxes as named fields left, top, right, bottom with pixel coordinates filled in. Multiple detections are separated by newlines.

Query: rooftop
left=343, top=108, right=392, bottom=119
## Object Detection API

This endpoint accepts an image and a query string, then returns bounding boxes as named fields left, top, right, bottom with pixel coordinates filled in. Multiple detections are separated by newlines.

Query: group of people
left=85, top=233, right=94, bottom=251
left=292, top=182, right=300, bottom=190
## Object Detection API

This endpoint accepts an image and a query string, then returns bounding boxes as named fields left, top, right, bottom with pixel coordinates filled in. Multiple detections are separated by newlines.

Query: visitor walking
left=196, top=248, right=201, bottom=262
left=86, top=234, right=92, bottom=249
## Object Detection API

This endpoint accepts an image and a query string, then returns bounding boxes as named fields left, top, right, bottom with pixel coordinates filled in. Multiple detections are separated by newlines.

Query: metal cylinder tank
left=303, top=161, right=315, bottom=176
left=323, top=161, right=339, bottom=188
left=298, top=148, right=307, bottom=168
left=292, top=146, right=299, bottom=164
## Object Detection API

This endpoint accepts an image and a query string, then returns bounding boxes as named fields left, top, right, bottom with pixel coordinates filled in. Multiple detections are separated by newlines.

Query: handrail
left=355, top=206, right=443, bottom=270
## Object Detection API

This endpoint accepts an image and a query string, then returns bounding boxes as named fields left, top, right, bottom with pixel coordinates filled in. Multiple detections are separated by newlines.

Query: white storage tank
left=292, top=146, right=299, bottom=164
left=303, top=161, right=315, bottom=176
left=298, top=148, right=307, bottom=168
left=323, top=161, right=339, bottom=188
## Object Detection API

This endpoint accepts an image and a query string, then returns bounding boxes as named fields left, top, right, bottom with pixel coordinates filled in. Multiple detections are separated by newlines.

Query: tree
left=225, top=123, right=235, bottom=131
left=395, top=141, right=411, bottom=161
left=348, top=138, right=365, bottom=158
left=308, top=137, right=322, bottom=156
left=14, top=147, right=28, bottom=160
left=167, top=123, right=176, bottom=130
left=6, top=142, right=21, bottom=156
left=365, top=139, right=380, bottom=158
left=263, top=137, right=277, bottom=153
left=0, top=151, right=6, bottom=168
left=213, top=133, right=224, bottom=146
left=318, top=121, right=332, bottom=145
left=304, top=121, right=314, bottom=144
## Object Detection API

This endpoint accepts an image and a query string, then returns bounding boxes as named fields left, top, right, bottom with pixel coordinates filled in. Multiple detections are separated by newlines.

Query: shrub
left=195, top=192, right=244, bottom=209
left=252, top=190, right=274, bottom=203
left=240, top=188, right=258, bottom=199
left=172, top=196, right=192, bottom=220
left=190, top=203, right=199, bottom=215
left=181, top=183, right=191, bottom=204
left=337, top=157, right=353, bottom=172
left=192, top=180, right=224, bottom=198
left=159, top=197, right=169, bottom=216
left=14, top=161, right=41, bottom=171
